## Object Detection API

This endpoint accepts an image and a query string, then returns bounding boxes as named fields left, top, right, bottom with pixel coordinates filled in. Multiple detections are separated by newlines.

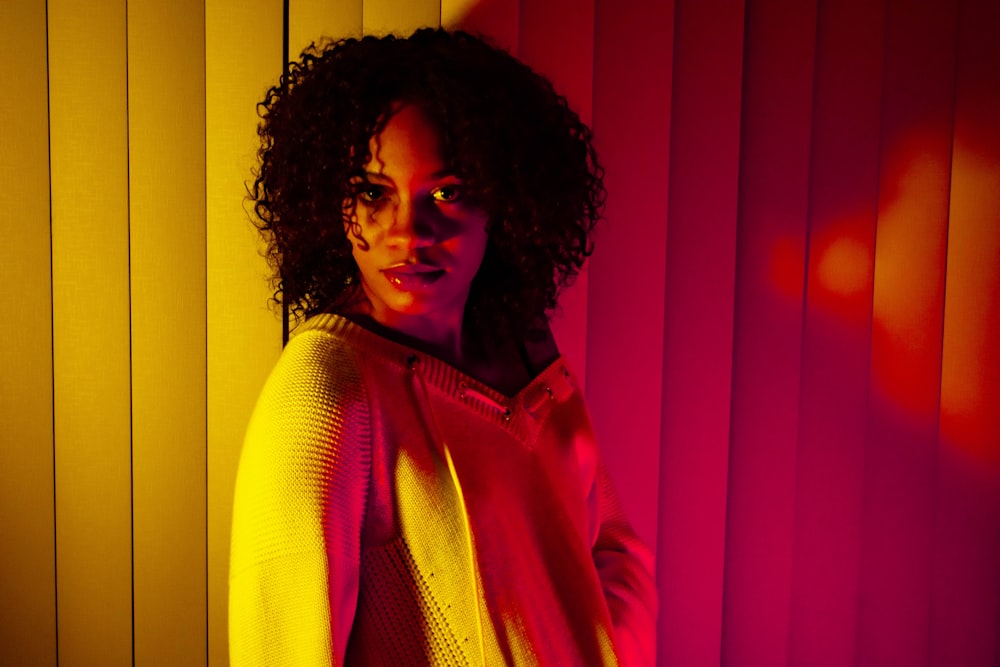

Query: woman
left=229, top=28, right=656, bottom=666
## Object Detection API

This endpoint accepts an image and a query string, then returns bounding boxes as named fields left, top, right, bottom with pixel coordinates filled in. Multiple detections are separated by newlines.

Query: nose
left=386, top=195, right=434, bottom=248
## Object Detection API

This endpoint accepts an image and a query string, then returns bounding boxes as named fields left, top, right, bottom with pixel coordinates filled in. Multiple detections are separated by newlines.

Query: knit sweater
left=229, top=313, right=657, bottom=666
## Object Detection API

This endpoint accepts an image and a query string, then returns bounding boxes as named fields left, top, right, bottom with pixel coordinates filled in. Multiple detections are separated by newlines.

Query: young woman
left=229, top=28, right=656, bottom=666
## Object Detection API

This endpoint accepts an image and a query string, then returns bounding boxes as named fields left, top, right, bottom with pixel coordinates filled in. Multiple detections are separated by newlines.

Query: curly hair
left=250, top=28, right=604, bottom=343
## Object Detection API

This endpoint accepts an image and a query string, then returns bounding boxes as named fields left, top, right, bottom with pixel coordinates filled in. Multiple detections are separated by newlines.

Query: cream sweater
left=229, top=314, right=656, bottom=665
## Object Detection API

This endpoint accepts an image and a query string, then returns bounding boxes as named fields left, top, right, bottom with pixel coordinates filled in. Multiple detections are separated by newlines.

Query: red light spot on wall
left=817, top=237, right=871, bottom=297
left=807, top=217, right=876, bottom=327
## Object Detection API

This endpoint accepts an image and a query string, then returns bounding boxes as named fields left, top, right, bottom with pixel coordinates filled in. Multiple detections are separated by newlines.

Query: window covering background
left=1, top=0, right=997, bottom=664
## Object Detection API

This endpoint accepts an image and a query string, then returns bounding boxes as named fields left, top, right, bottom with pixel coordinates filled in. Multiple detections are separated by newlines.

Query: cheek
left=345, top=208, right=386, bottom=252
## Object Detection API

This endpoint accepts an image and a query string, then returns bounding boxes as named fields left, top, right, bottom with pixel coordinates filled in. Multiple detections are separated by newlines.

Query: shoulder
left=268, top=314, right=366, bottom=399
left=246, top=315, right=371, bottom=454
left=231, top=317, right=373, bottom=587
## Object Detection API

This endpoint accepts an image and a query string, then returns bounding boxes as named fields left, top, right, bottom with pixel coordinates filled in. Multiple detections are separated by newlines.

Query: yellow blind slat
left=48, top=0, right=133, bottom=662
left=0, top=0, right=57, bottom=661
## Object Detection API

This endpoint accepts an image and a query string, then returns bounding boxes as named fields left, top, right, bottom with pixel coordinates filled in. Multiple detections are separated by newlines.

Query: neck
left=388, top=312, right=465, bottom=365
left=347, top=297, right=468, bottom=368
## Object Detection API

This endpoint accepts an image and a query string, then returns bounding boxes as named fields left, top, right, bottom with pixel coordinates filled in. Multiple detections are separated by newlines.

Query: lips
left=381, top=263, right=447, bottom=290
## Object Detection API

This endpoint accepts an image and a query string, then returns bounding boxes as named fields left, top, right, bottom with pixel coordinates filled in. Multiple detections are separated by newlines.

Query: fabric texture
left=229, top=313, right=657, bottom=666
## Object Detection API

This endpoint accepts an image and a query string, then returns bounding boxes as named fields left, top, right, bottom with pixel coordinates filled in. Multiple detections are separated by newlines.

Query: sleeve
left=229, top=332, right=371, bottom=666
left=591, top=462, right=658, bottom=667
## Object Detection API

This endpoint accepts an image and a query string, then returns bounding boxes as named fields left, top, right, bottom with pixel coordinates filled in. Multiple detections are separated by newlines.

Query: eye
left=353, top=183, right=388, bottom=204
left=431, top=185, right=463, bottom=203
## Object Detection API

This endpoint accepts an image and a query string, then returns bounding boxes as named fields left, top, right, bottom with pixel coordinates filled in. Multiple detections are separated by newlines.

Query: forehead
left=365, top=104, right=447, bottom=180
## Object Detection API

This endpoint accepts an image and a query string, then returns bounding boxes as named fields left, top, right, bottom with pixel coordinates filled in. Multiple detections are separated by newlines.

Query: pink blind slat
left=787, top=1, right=885, bottom=664
left=721, top=1, right=818, bottom=664
left=589, top=0, right=674, bottom=553
left=518, top=0, right=596, bottom=389
left=858, top=0, right=958, bottom=663
left=656, top=1, right=745, bottom=665
left=930, top=0, right=1000, bottom=663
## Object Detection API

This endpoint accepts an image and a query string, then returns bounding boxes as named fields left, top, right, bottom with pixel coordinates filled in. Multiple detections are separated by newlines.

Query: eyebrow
left=356, top=169, right=460, bottom=182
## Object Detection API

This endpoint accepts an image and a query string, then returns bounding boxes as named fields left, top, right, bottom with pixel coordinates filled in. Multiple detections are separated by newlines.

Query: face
left=345, top=104, right=489, bottom=339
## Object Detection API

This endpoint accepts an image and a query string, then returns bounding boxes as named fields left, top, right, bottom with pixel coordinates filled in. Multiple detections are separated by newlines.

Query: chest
left=359, top=363, right=596, bottom=553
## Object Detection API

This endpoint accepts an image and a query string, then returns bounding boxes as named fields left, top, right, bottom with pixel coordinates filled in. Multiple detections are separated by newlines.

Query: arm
left=591, top=462, right=658, bottom=667
left=229, top=332, right=371, bottom=666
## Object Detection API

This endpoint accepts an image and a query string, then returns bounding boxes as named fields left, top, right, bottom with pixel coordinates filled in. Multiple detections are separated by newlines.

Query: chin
left=383, top=295, right=435, bottom=317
